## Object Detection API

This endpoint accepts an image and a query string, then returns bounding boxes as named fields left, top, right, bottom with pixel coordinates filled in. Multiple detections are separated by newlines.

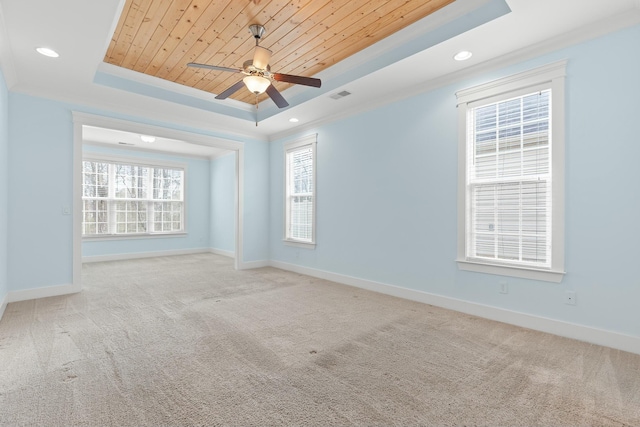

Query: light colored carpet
left=1, top=254, right=639, bottom=426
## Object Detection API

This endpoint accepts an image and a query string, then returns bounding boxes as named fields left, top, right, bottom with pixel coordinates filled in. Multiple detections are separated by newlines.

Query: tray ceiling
left=104, top=0, right=455, bottom=106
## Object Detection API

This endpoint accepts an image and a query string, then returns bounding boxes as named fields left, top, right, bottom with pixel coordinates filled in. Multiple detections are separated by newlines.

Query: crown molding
left=268, top=7, right=640, bottom=142
left=11, top=83, right=269, bottom=142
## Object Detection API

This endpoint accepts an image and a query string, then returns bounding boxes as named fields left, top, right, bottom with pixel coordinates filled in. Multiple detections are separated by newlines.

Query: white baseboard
left=269, top=260, right=640, bottom=356
left=239, top=260, right=270, bottom=270
left=8, top=283, right=80, bottom=303
left=209, top=248, right=235, bottom=258
left=0, top=291, right=7, bottom=322
left=82, top=248, right=210, bottom=263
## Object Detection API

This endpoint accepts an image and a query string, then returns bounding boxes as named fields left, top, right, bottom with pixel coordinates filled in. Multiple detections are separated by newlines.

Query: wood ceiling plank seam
left=105, top=1, right=133, bottom=61
left=255, top=0, right=332, bottom=52
left=233, top=0, right=372, bottom=104
left=105, top=0, right=454, bottom=106
left=169, top=1, right=254, bottom=91
left=131, top=0, right=195, bottom=73
left=256, top=1, right=340, bottom=69
left=195, top=0, right=318, bottom=96
left=204, top=0, right=319, bottom=95
left=293, top=0, right=454, bottom=76
left=107, top=0, right=155, bottom=66
left=169, top=0, right=279, bottom=87
left=262, top=0, right=390, bottom=78
left=141, top=0, right=210, bottom=76
left=104, top=1, right=131, bottom=62
left=271, top=0, right=445, bottom=79
left=154, top=0, right=234, bottom=81
left=262, top=0, right=368, bottom=74
left=120, top=0, right=174, bottom=70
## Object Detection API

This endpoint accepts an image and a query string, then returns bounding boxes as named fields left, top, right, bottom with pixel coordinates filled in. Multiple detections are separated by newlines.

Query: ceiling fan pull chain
left=255, top=93, right=259, bottom=126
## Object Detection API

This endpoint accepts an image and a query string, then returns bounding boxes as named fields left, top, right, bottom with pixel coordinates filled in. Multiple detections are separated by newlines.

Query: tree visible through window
left=82, top=159, right=184, bottom=236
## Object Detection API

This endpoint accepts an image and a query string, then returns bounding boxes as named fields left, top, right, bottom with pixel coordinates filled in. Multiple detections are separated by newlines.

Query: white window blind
left=456, top=61, right=565, bottom=282
left=467, top=90, right=552, bottom=268
left=82, top=159, right=184, bottom=237
left=284, top=135, right=316, bottom=245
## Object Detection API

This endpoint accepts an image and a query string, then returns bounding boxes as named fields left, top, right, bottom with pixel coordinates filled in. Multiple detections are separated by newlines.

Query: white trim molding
left=82, top=248, right=210, bottom=263
left=8, top=283, right=80, bottom=303
left=269, top=260, right=640, bottom=356
left=209, top=248, right=235, bottom=258
left=0, top=292, right=7, bottom=321
left=238, top=260, right=270, bottom=270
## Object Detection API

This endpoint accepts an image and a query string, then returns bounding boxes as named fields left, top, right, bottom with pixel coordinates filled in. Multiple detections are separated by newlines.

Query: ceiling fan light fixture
left=454, top=50, right=473, bottom=61
left=253, top=46, right=272, bottom=70
left=243, top=75, right=271, bottom=95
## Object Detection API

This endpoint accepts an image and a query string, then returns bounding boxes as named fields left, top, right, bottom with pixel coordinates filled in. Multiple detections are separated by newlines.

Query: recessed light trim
left=289, top=118, right=299, bottom=123
left=454, top=50, right=473, bottom=61
left=140, top=135, right=156, bottom=143
left=36, top=47, right=59, bottom=58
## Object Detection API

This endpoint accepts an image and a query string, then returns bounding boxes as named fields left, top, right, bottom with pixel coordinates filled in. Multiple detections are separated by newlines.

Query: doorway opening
left=72, top=112, right=244, bottom=291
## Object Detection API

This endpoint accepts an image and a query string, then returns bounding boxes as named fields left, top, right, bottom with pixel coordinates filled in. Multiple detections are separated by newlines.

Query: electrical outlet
left=62, top=205, right=71, bottom=215
left=499, top=281, right=508, bottom=294
left=565, top=290, right=576, bottom=305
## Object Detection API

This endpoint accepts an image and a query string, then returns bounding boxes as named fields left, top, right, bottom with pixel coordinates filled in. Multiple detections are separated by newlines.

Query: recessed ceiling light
left=36, top=47, right=59, bottom=58
left=289, top=118, right=299, bottom=123
left=454, top=50, right=473, bottom=61
left=140, top=135, right=156, bottom=143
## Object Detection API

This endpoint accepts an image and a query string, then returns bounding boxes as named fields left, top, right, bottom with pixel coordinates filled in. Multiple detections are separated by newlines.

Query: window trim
left=82, top=153, right=188, bottom=239
left=283, top=134, right=317, bottom=248
left=455, top=61, right=567, bottom=283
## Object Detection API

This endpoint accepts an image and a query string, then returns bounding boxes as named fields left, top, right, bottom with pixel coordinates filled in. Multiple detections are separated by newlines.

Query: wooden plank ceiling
left=105, top=0, right=455, bottom=105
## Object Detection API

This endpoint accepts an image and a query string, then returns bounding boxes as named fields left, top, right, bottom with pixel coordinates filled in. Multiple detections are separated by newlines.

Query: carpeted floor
left=1, top=253, right=639, bottom=426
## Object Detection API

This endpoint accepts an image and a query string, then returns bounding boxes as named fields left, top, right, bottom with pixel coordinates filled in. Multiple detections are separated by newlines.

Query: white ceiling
left=83, top=125, right=230, bottom=159
left=0, top=0, right=639, bottom=149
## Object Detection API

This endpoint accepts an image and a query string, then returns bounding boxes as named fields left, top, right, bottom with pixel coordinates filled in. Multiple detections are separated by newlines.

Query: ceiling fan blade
left=252, top=46, right=272, bottom=70
left=266, top=84, right=289, bottom=108
left=187, top=62, right=242, bottom=73
left=273, top=73, right=321, bottom=88
left=215, top=80, right=246, bottom=100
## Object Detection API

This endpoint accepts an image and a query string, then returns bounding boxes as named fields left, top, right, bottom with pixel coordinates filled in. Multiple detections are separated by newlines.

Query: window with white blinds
left=82, top=158, right=184, bottom=237
left=456, top=62, right=566, bottom=282
left=284, top=135, right=317, bottom=246
left=467, top=90, right=551, bottom=267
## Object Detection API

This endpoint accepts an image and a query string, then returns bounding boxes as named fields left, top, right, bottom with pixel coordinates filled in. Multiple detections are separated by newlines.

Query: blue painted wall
left=210, top=153, right=235, bottom=253
left=0, top=70, right=8, bottom=303
left=82, top=144, right=211, bottom=257
left=270, top=24, right=640, bottom=337
left=8, top=94, right=75, bottom=291
left=7, top=93, right=269, bottom=292
left=243, top=139, right=270, bottom=262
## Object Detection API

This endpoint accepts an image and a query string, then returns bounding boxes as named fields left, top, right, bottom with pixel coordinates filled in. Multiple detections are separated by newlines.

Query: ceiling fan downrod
left=249, top=24, right=266, bottom=45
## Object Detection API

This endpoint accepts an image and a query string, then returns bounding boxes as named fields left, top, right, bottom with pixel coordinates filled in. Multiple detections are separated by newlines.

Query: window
left=456, top=61, right=566, bottom=282
left=82, top=156, right=185, bottom=237
left=284, top=134, right=317, bottom=247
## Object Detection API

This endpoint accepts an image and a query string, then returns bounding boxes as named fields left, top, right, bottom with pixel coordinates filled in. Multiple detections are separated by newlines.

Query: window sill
left=283, top=239, right=316, bottom=249
left=456, top=259, right=565, bottom=283
left=83, top=232, right=187, bottom=242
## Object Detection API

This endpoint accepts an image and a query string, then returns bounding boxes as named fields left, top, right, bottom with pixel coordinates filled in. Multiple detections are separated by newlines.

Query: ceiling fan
left=187, top=24, right=321, bottom=110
